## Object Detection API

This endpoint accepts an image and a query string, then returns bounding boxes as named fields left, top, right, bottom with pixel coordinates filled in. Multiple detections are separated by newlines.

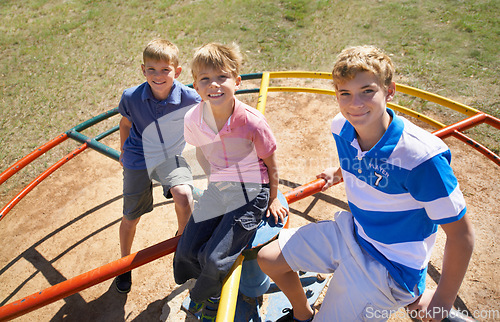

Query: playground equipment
left=0, top=71, right=498, bottom=321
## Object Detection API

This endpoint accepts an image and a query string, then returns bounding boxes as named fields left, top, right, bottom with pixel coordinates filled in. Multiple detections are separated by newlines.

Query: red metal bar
left=431, top=112, right=500, bottom=166
left=1, top=108, right=497, bottom=320
left=0, top=177, right=334, bottom=321
left=483, top=113, right=500, bottom=130
left=432, top=113, right=487, bottom=139
left=0, top=133, right=68, bottom=185
left=450, top=130, right=500, bottom=166
left=0, top=144, right=88, bottom=222
left=284, top=178, right=327, bottom=204
left=0, top=236, right=180, bottom=321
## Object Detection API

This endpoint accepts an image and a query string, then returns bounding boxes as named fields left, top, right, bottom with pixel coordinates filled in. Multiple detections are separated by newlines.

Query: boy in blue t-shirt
left=257, top=46, right=474, bottom=321
left=115, top=39, right=200, bottom=294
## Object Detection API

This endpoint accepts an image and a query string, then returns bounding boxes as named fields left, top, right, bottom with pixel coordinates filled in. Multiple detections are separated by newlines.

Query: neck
left=204, top=99, right=235, bottom=133
left=151, top=86, right=172, bottom=101
left=356, top=112, right=392, bottom=151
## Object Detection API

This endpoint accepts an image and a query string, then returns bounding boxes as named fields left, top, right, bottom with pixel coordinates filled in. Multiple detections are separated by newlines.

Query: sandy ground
left=1, top=79, right=499, bottom=321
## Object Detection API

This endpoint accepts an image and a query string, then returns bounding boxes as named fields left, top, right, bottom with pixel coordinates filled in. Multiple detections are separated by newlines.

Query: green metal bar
left=70, top=108, right=119, bottom=133
left=94, top=125, right=119, bottom=141
left=66, top=130, right=120, bottom=161
left=236, top=89, right=260, bottom=95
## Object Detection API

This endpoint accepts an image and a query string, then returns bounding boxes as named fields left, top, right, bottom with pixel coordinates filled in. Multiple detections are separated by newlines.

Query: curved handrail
left=1, top=71, right=499, bottom=321
left=0, top=236, right=180, bottom=321
left=0, top=133, right=68, bottom=185
left=0, top=126, right=119, bottom=222
left=0, top=178, right=328, bottom=321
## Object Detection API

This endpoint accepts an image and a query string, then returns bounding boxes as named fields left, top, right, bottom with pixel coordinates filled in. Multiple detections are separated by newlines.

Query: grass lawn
left=1, top=0, right=498, bottom=193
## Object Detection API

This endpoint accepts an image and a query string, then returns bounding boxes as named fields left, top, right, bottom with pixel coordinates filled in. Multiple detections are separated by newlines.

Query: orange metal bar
left=450, top=130, right=500, bottom=166
left=0, top=143, right=88, bottom=222
left=0, top=176, right=330, bottom=321
left=483, top=113, right=500, bottom=130
left=283, top=178, right=344, bottom=204
left=0, top=133, right=68, bottom=185
left=284, top=178, right=326, bottom=204
left=0, top=236, right=180, bottom=321
left=431, top=113, right=500, bottom=166
left=2, top=72, right=499, bottom=320
left=432, top=113, right=488, bottom=139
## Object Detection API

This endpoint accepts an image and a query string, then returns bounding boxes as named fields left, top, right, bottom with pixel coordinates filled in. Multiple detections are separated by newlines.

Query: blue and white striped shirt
left=331, top=108, right=466, bottom=295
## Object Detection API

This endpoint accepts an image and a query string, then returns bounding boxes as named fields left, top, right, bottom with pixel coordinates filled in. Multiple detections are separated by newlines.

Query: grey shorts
left=123, top=155, right=193, bottom=220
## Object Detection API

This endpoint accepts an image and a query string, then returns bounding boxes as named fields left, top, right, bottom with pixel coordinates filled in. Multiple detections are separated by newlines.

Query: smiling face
left=193, top=67, right=241, bottom=110
left=141, top=59, right=181, bottom=101
left=335, top=71, right=395, bottom=136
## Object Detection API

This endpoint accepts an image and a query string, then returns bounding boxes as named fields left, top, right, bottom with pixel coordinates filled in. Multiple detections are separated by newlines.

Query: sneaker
left=188, top=299, right=204, bottom=315
left=115, top=271, right=132, bottom=294
left=200, top=297, right=219, bottom=322
left=276, top=308, right=315, bottom=322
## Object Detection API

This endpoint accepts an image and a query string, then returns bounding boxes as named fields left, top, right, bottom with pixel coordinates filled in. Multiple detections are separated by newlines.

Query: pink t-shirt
left=184, top=98, right=276, bottom=183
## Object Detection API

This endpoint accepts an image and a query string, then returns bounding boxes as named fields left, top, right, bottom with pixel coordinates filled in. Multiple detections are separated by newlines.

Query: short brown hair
left=143, top=39, right=179, bottom=67
left=332, top=45, right=394, bottom=90
left=191, top=43, right=242, bottom=80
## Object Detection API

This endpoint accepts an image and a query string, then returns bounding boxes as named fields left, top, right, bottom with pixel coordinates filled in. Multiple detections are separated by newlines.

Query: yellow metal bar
left=265, top=86, right=446, bottom=129
left=256, top=72, right=271, bottom=114
left=395, top=83, right=480, bottom=117
left=216, top=255, right=244, bottom=322
left=260, top=71, right=478, bottom=118
left=268, top=71, right=332, bottom=80
left=387, top=102, right=447, bottom=129
left=268, top=86, right=335, bottom=96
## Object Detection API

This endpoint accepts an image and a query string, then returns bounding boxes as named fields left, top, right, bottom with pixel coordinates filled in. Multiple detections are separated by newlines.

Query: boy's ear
left=141, top=64, right=146, bottom=76
left=385, top=82, right=396, bottom=102
left=235, top=75, right=242, bottom=89
left=333, top=85, right=341, bottom=102
left=175, top=66, right=182, bottom=78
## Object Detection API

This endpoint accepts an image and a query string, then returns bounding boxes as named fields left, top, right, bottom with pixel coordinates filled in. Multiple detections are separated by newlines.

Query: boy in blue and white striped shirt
left=258, top=45, right=474, bottom=322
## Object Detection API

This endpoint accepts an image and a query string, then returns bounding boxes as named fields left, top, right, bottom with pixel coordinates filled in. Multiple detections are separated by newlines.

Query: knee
left=257, top=239, right=292, bottom=277
left=120, top=216, right=140, bottom=231
left=198, top=251, right=222, bottom=276
left=170, top=185, right=193, bottom=208
left=257, top=244, right=277, bottom=274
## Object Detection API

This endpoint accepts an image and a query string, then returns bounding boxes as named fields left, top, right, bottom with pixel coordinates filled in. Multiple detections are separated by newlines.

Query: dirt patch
left=1, top=79, right=499, bottom=321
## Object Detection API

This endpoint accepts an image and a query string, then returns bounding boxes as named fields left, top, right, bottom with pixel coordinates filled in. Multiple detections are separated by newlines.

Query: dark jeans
left=173, top=182, right=270, bottom=302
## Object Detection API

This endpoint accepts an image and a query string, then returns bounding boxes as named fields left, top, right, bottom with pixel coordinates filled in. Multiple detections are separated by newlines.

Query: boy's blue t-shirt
left=118, top=80, right=200, bottom=170
left=331, top=108, right=466, bottom=296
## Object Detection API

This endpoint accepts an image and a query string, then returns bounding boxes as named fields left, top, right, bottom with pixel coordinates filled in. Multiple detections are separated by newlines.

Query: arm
left=408, top=214, right=475, bottom=321
left=196, top=147, right=211, bottom=177
left=262, top=153, right=289, bottom=224
left=316, top=166, right=343, bottom=191
left=119, top=117, right=132, bottom=166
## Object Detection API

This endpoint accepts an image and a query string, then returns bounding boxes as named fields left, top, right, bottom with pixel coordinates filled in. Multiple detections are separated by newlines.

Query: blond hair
left=332, top=45, right=394, bottom=90
left=191, top=43, right=242, bottom=80
left=143, top=39, right=179, bottom=67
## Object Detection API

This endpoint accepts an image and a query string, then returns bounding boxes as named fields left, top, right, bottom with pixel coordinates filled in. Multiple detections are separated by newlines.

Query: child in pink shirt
left=173, top=42, right=288, bottom=320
